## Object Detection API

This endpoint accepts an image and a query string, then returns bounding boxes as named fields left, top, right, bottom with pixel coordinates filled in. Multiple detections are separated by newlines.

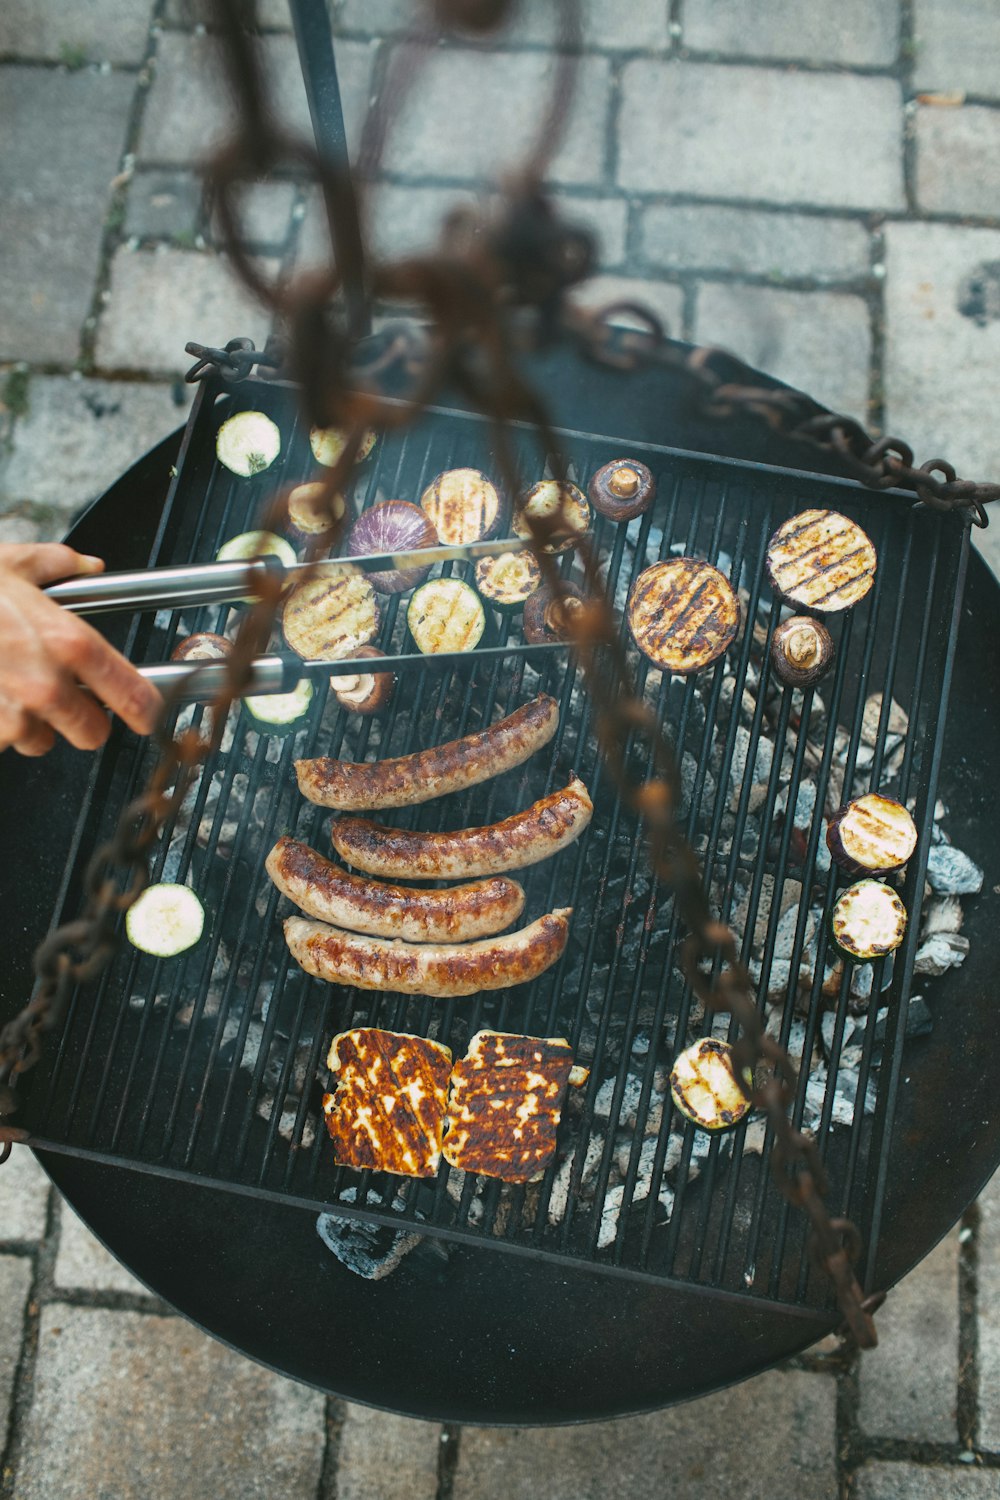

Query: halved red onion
left=346, top=500, right=439, bottom=594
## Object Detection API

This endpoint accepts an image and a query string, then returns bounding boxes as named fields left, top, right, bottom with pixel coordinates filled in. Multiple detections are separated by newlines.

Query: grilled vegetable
left=766, top=510, right=877, bottom=613
left=420, top=468, right=501, bottom=545
left=126, top=883, right=205, bottom=957
left=827, top=793, right=917, bottom=877
left=216, top=410, right=281, bottom=477
left=628, top=557, right=740, bottom=674
left=831, top=880, right=907, bottom=962
left=282, top=567, right=379, bottom=660
left=280, top=481, right=346, bottom=550
left=770, top=615, right=835, bottom=688
left=513, top=480, right=591, bottom=554
left=523, top=581, right=586, bottom=645
left=588, top=459, right=655, bottom=523
left=331, top=645, right=394, bottom=715
left=474, top=549, right=542, bottom=611
left=309, top=424, right=376, bottom=468
left=346, top=500, right=438, bottom=594
left=407, top=577, right=485, bottom=655
left=216, top=529, right=297, bottom=570
left=244, top=677, right=314, bottom=733
left=170, top=632, right=232, bottom=663
left=669, top=1037, right=753, bottom=1132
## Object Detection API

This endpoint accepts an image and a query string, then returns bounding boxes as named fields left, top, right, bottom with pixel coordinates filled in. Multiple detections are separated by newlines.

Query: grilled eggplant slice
left=309, top=424, right=377, bottom=468
left=407, top=577, right=486, bottom=654
left=420, top=468, right=501, bottom=545
left=523, top=581, right=586, bottom=645
left=513, top=480, right=591, bottom=554
left=474, top=549, right=542, bottom=612
left=827, top=793, right=917, bottom=876
left=126, top=883, right=205, bottom=957
left=216, top=410, right=281, bottom=477
left=669, top=1037, right=753, bottom=1132
left=770, top=615, right=835, bottom=688
left=628, top=557, right=740, bottom=674
left=766, top=509, right=877, bottom=613
left=588, top=459, right=655, bottom=523
left=332, top=645, right=394, bottom=714
left=282, top=566, right=379, bottom=660
left=831, top=879, right=907, bottom=962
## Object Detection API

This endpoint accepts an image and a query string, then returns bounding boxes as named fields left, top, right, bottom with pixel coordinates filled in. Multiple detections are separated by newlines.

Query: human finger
left=0, top=542, right=105, bottom=587
left=12, top=714, right=57, bottom=757
left=43, top=614, right=162, bottom=737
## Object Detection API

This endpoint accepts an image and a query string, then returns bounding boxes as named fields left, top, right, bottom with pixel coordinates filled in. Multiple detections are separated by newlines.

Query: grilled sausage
left=283, top=909, right=572, bottom=996
left=265, top=835, right=526, bottom=942
left=294, top=693, right=559, bottom=811
left=330, top=776, right=593, bottom=880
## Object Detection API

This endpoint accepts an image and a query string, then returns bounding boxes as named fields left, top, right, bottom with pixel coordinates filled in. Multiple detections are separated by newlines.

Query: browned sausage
left=329, top=776, right=593, bottom=880
left=294, top=693, right=559, bottom=810
left=265, top=835, right=525, bottom=942
left=283, top=909, right=572, bottom=997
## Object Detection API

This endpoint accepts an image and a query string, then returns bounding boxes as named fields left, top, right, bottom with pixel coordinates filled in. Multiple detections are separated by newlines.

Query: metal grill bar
left=10, top=374, right=968, bottom=1313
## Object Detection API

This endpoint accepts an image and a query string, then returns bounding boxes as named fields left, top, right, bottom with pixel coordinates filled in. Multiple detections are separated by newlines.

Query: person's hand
left=0, top=543, right=162, bottom=757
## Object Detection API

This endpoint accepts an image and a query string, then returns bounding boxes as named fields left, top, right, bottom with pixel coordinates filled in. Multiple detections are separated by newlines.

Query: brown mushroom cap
left=332, top=644, right=395, bottom=715
left=523, top=582, right=586, bottom=645
left=588, top=459, right=655, bottom=523
left=770, top=615, right=835, bottom=688
left=170, top=632, right=233, bottom=663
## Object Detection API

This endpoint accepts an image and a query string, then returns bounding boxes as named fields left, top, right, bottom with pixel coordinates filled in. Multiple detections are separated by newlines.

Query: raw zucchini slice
left=627, top=557, right=740, bottom=675
left=831, top=880, right=907, bottom=962
left=244, top=677, right=314, bottom=733
left=216, top=411, right=281, bottom=478
left=420, top=468, right=501, bottom=546
left=827, top=793, right=917, bottom=877
left=126, top=883, right=205, bottom=957
left=309, top=425, right=377, bottom=468
left=513, top=481, right=590, bottom=554
left=474, top=550, right=542, bottom=612
left=407, top=577, right=486, bottom=655
left=282, top=567, right=380, bottom=661
left=669, top=1037, right=753, bottom=1133
left=766, top=510, right=877, bottom=613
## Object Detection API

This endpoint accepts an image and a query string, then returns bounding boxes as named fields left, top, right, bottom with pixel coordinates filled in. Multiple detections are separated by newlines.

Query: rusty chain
left=4, top=0, right=997, bottom=1345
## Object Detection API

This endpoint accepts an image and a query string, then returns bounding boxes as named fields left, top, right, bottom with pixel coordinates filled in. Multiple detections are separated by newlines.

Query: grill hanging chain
left=5, top=0, right=995, bottom=1349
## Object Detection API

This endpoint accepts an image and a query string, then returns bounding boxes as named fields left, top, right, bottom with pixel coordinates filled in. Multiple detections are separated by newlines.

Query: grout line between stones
left=836, top=1346, right=862, bottom=1497
left=436, top=1422, right=462, bottom=1500
left=957, top=1201, right=980, bottom=1450
left=316, top=1396, right=346, bottom=1500
left=0, top=1185, right=56, bottom=1500
left=867, top=217, right=887, bottom=435
left=603, top=56, right=623, bottom=191
left=898, top=0, right=919, bottom=214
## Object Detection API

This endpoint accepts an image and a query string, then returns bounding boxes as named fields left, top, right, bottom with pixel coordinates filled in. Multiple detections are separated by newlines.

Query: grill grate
left=16, top=374, right=968, bottom=1315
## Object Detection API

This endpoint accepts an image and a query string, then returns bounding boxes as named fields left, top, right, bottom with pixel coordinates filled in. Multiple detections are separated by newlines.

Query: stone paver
left=335, top=0, right=670, bottom=48
left=15, top=1305, right=326, bottom=1500
left=884, top=222, right=1000, bottom=482
left=211, top=181, right=297, bottom=248
left=384, top=49, right=611, bottom=188
left=96, top=246, right=278, bottom=374
left=0, top=1256, right=32, bottom=1450
left=126, top=169, right=203, bottom=241
left=683, top=0, right=899, bottom=66
left=0, top=67, right=134, bottom=363
left=858, top=1228, right=959, bottom=1442
left=975, top=1169, right=1000, bottom=1450
left=618, top=63, right=905, bottom=210
left=693, top=282, right=872, bottom=420
left=0, top=1146, right=49, bottom=1243
left=454, top=1369, right=837, bottom=1500
left=0, top=375, right=189, bottom=515
left=915, top=105, right=1000, bottom=217
left=0, top=0, right=153, bottom=64
left=54, top=1204, right=149, bottom=1296
left=640, top=204, right=871, bottom=282
left=335, top=1405, right=441, bottom=1500
left=165, top=0, right=292, bottom=27
left=913, top=0, right=1000, bottom=99
left=855, top=1465, right=1000, bottom=1499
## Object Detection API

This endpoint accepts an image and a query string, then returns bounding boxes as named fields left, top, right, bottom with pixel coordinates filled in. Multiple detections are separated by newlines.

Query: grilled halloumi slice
left=765, top=509, right=877, bottom=613
left=322, top=1028, right=452, bottom=1177
left=627, top=558, right=740, bottom=675
left=442, top=1030, right=574, bottom=1183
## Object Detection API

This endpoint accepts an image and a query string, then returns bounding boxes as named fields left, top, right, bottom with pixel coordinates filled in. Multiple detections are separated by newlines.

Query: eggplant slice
left=282, top=567, right=379, bottom=660
left=513, top=481, right=591, bottom=554
left=420, top=468, right=501, bottom=546
left=831, top=879, right=907, bottom=962
left=766, top=509, right=877, bottom=613
left=627, top=558, right=740, bottom=674
left=827, top=792, right=917, bottom=877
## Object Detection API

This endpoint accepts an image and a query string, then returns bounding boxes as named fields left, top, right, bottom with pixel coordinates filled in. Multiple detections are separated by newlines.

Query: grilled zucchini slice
left=831, top=880, right=907, bottom=962
left=628, top=557, right=740, bottom=674
left=126, top=884, right=205, bottom=957
left=670, top=1037, right=753, bottom=1133
left=216, top=411, right=281, bottom=477
left=766, top=509, right=877, bottom=613
left=420, top=468, right=501, bottom=546
left=407, top=577, right=486, bottom=655
left=282, top=567, right=380, bottom=661
left=474, top=550, right=542, bottom=612
left=244, top=677, right=314, bottom=734
left=827, top=793, right=917, bottom=877
left=513, top=481, right=591, bottom=554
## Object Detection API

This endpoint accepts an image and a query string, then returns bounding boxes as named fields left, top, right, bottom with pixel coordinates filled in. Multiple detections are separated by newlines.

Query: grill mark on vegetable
left=628, top=559, right=739, bottom=672
left=767, top=510, right=877, bottom=612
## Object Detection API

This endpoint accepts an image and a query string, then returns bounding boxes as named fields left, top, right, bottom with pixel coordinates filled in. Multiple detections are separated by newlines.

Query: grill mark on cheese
left=323, top=1028, right=452, bottom=1176
left=443, top=1031, right=573, bottom=1181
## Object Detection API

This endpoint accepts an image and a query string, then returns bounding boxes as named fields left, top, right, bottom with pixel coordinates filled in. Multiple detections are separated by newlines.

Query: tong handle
left=44, top=557, right=282, bottom=616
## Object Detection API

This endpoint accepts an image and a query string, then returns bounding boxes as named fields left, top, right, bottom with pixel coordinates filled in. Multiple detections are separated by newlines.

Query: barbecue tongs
left=45, top=537, right=567, bottom=701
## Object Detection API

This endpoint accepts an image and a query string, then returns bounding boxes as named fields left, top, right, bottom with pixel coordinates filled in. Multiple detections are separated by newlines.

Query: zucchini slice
left=627, top=557, right=740, bottom=675
left=282, top=567, right=380, bottom=661
left=669, top=1037, right=753, bottom=1133
left=766, top=510, right=877, bottom=613
left=513, top=481, right=591, bottom=554
left=827, top=793, right=917, bottom=877
left=407, top=577, right=486, bottom=655
left=244, top=677, right=314, bottom=734
left=309, top=425, right=377, bottom=469
left=216, top=530, right=297, bottom=569
left=831, top=880, right=907, bottom=962
left=421, top=468, right=501, bottom=546
left=474, top=550, right=542, bottom=612
left=126, top=883, right=205, bottom=957
left=216, top=411, right=281, bottom=478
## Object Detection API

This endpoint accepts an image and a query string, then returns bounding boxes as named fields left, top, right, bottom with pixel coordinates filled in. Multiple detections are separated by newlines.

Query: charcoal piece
left=914, top=932, right=969, bottom=977
left=926, top=845, right=983, bottom=895
left=921, top=896, right=963, bottom=938
left=316, top=1190, right=424, bottom=1281
left=873, top=994, right=933, bottom=1045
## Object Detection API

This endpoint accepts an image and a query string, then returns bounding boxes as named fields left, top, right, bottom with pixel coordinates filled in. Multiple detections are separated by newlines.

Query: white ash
left=914, top=932, right=969, bottom=977
left=921, top=896, right=963, bottom=937
left=926, top=846, right=983, bottom=895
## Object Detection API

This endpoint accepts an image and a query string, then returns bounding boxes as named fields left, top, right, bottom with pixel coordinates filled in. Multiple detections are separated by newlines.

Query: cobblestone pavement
left=3, top=1, right=1000, bottom=1495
